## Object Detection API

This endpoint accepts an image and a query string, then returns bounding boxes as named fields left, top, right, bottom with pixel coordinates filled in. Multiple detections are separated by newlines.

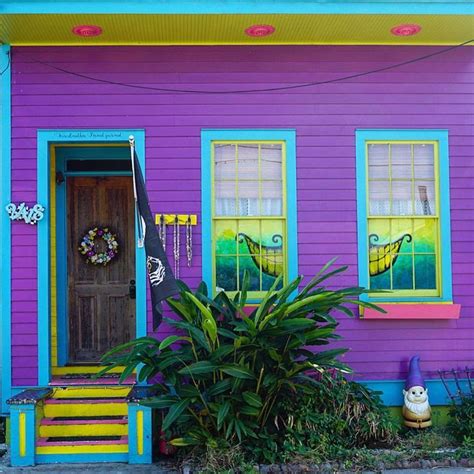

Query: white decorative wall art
left=5, top=202, right=45, bottom=225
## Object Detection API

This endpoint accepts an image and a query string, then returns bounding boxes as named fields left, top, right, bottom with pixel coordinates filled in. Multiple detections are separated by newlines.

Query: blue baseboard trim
left=35, top=453, right=129, bottom=464
left=362, top=379, right=470, bottom=406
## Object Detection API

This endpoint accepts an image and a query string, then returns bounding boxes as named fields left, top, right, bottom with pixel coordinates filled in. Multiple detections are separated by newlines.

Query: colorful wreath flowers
left=78, top=226, right=119, bottom=266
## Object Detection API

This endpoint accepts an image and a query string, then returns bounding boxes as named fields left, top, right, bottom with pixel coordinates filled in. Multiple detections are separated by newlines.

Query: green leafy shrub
left=448, top=395, right=474, bottom=443
left=101, top=260, right=384, bottom=462
left=274, top=374, right=398, bottom=461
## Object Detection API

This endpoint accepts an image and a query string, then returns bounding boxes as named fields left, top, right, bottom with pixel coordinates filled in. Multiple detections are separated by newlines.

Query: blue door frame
left=37, top=129, right=147, bottom=384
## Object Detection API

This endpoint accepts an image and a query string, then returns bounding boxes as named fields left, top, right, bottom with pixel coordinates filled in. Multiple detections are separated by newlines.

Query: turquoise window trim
left=1, top=0, right=472, bottom=15
left=356, top=129, right=453, bottom=303
left=37, top=129, right=146, bottom=385
left=201, top=129, right=298, bottom=299
left=0, top=45, right=11, bottom=414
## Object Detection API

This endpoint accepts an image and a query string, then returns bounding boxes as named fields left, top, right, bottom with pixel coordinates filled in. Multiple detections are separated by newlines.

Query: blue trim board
left=128, top=404, right=153, bottom=464
left=55, top=153, right=67, bottom=366
left=201, top=129, right=298, bottom=298
left=37, top=129, right=146, bottom=382
left=9, top=404, right=36, bottom=467
left=355, top=129, right=453, bottom=304
left=0, top=45, right=12, bottom=415
left=1, top=1, right=472, bottom=15
left=363, top=379, right=471, bottom=407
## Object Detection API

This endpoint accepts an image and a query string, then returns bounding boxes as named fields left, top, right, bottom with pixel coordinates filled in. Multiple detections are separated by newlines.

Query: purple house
left=0, top=0, right=473, bottom=466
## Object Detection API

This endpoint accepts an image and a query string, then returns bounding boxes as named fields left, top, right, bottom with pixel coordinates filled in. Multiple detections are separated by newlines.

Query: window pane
left=368, top=180, right=390, bottom=215
left=215, top=144, right=236, bottom=181
left=391, top=144, right=412, bottom=179
left=261, top=181, right=283, bottom=215
left=370, top=271, right=391, bottom=290
left=368, top=220, right=390, bottom=248
left=369, top=232, right=393, bottom=280
left=392, top=254, right=414, bottom=290
left=391, top=181, right=413, bottom=215
left=391, top=219, right=413, bottom=253
left=414, top=255, right=437, bottom=289
left=237, top=220, right=261, bottom=256
left=261, top=144, right=282, bottom=181
left=415, top=181, right=436, bottom=216
left=216, top=256, right=237, bottom=291
left=237, top=144, right=259, bottom=180
left=239, top=256, right=261, bottom=291
left=414, top=144, right=434, bottom=179
left=215, top=181, right=236, bottom=216
left=413, top=219, right=437, bottom=253
left=215, top=220, right=237, bottom=255
left=237, top=181, right=259, bottom=216
left=261, top=221, right=284, bottom=281
left=368, top=144, right=389, bottom=179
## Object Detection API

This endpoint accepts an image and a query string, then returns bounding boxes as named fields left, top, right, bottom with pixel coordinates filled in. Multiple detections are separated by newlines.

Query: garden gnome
left=403, top=355, right=432, bottom=428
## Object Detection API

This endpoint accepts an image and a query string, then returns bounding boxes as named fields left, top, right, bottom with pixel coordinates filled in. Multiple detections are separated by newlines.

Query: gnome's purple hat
left=405, top=355, right=425, bottom=389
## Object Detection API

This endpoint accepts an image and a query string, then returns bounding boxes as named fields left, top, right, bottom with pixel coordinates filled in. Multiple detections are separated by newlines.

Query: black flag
left=130, top=137, right=178, bottom=329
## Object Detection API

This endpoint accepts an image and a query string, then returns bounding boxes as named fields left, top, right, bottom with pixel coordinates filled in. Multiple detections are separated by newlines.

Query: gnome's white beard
left=404, top=398, right=430, bottom=416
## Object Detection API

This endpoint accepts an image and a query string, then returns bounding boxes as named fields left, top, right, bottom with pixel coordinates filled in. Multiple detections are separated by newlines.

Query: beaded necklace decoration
left=173, top=217, right=180, bottom=278
left=157, top=214, right=167, bottom=251
left=186, top=216, right=193, bottom=267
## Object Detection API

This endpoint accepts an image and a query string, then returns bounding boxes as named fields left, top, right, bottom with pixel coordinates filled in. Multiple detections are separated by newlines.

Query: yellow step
left=51, top=366, right=125, bottom=375
left=36, top=436, right=128, bottom=455
left=51, top=386, right=131, bottom=399
left=43, top=399, right=128, bottom=418
left=39, top=417, right=128, bottom=438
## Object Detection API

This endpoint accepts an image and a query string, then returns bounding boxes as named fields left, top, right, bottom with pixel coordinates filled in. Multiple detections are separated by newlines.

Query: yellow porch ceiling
left=0, top=14, right=472, bottom=46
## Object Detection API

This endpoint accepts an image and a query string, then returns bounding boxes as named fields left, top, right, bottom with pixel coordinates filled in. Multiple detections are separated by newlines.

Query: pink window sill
left=362, top=303, right=461, bottom=320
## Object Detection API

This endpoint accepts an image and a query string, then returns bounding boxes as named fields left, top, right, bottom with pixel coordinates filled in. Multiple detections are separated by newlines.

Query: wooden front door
left=67, top=176, right=135, bottom=363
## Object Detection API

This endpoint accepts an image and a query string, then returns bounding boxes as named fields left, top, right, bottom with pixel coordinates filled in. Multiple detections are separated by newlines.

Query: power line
left=22, top=39, right=474, bottom=93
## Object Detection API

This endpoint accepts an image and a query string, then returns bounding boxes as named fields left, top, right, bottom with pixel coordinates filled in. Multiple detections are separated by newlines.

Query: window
left=202, top=130, right=297, bottom=299
left=356, top=130, right=453, bottom=303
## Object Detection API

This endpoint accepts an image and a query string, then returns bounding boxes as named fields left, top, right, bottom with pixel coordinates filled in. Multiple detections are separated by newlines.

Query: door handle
left=129, top=279, right=136, bottom=299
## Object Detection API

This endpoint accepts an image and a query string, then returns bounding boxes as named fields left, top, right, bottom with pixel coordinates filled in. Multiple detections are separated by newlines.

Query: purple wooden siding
left=10, top=45, right=474, bottom=386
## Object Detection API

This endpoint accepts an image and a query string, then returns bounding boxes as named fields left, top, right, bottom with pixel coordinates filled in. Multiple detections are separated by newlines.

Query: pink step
left=41, top=417, right=128, bottom=425
left=44, top=398, right=127, bottom=405
left=50, top=376, right=135, bottom=386
left=37, top=436, right=128, bottom=446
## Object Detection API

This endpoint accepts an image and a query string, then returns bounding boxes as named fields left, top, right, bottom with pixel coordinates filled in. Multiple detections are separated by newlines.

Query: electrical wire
left=23, top=38, right=474, bottom=94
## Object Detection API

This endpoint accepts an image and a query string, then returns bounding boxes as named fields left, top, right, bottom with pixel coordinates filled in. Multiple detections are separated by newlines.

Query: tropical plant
left=100, top=259, right=383, bottom=453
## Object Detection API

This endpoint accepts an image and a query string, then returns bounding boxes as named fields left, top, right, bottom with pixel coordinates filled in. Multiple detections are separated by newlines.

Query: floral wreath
left=78, top=226, right=119, bottom=266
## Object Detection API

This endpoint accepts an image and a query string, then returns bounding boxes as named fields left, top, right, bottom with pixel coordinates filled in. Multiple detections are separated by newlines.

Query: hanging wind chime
left=186, top=215, right=193, bottom=268
left=173, top=216, right=180, bottom=278
left=155, top=213, right=195, bottom=277
left=157, top=214, right=167, bottom=251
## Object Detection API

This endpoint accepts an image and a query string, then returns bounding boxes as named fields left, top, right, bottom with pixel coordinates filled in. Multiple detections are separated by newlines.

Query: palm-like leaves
left=100, top=260, right=383, bottom=447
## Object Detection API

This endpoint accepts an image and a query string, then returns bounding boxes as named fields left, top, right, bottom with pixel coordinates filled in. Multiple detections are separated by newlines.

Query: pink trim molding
left=363, top=303, right=461, bottom=320
left=37, top=436, right=128, bottom=446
